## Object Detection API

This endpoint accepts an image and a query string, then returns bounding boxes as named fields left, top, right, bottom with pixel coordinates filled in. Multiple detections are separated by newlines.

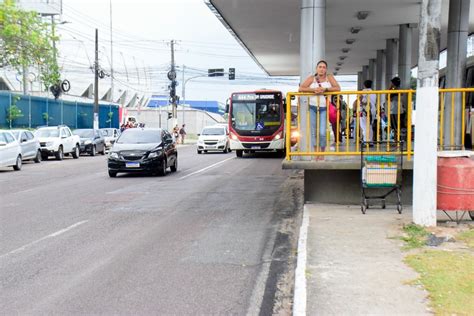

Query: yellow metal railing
left=438, top=88, right=474, bottom=150
left=285, top=88, right=474, bottom=161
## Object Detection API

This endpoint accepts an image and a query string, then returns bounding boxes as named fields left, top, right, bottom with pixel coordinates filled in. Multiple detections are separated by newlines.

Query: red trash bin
left=437, top=152, right=474, bottom=220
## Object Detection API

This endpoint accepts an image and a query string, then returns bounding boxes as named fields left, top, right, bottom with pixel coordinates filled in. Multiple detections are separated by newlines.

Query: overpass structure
left=205, top=0, right=474, bottom=226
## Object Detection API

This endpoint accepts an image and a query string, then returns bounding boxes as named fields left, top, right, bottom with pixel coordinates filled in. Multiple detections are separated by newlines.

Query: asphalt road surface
left=0, top=145, right=303, bottom=315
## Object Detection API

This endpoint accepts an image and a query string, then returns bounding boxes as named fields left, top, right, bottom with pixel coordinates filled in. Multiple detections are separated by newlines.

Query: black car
left=107, top=128, right=177, bottom=177
left=73, top=129, right=106, bottom=156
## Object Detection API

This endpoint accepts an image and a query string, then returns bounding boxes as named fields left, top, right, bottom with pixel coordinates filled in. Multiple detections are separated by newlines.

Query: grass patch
left=401, top=223, right=429, bottom=250
left=405, top=250, right=474, bottom=315
left=457, top=228, right=474, bottom=249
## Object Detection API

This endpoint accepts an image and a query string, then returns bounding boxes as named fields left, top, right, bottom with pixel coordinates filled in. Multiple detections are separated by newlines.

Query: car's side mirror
left=21, top=138, right=28, bottom=143
left=110, top=139, right=116, bottom=144
left=197, top=133, right=200, bottom=136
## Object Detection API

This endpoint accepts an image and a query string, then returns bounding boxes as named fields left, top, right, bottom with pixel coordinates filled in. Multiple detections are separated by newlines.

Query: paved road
left=0, top=145, right=303, bottom=314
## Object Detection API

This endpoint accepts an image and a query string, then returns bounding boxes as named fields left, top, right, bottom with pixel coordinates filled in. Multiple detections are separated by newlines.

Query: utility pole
left=169, top=40, right=178, bottom=127
left=181, top=64, right=185, bottom=124
left=94, top=28, right=99, bottom=130
left=109, top=0, right=114, bottom=101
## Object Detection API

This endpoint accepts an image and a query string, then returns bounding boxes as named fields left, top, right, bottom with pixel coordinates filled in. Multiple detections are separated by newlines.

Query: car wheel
left=197, top=150, right=202, bottom=154
left=158, top=160, right=167, bottom=176
left=55, top=146, right=64, bottom=160
left=72, top=145, right=80, bottom=159
left=41, top=152, right=48, bottom=160
left=91, top=145, right=96, bottom=156
left=108, top=170, right=117, bottom=177
left=34, top=150, right=42, bottom=163
left=236, top=150, right=243, bottom=158
left=222, top=146, right=228, bottom=153
left=13, top=155, right=22, bottom=171
left=101, top=145, right=106, bottom=155
left=227, top=145, right=232, bottom=153
left=170, top=157, right=178, bottom=172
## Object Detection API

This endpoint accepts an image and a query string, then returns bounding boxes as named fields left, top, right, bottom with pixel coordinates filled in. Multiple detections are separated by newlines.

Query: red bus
left=228, top=90, right=286, bottom=157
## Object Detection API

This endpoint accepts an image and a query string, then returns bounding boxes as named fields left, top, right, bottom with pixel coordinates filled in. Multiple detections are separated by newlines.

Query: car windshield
left=10, top=131, right=20, bottom=139
left=202, top=128, right=225, bottom=135
left=74, top=129, right=94, bottom=138
left=36, top=129, right=59, bottom=137
left=116, top=129, right=161, bottom=144
left=101, top=129, right=113, bottom=136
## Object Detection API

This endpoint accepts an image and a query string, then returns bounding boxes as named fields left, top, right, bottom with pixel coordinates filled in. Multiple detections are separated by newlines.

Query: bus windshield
left=230, top=92, right=282, bottom=136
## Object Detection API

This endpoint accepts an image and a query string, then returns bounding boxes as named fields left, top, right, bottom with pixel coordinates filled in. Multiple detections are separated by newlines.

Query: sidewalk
left=298, top=203, right=431, bottom=315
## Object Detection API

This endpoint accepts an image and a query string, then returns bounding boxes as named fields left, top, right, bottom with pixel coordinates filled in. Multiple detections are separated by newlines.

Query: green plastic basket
left=365, top=155, right=397, bottom=163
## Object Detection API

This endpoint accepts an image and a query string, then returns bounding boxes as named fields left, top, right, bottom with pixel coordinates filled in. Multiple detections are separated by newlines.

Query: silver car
left=0, top=130, right=22, bottom=171
left=10, top=129, right=42, bottom=163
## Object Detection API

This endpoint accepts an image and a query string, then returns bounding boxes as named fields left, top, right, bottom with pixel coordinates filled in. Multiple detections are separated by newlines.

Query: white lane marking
left=293, top=205, right=309, bottom=316
left=179, top=157, right=235, bottom=180
left=0, top=220, right=89, bottom=258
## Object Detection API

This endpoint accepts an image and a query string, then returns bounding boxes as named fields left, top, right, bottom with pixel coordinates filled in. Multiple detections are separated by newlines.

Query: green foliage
left=6, top=96, right=23, bottom=127
left=405, top=250, right=474, bottom=315
left=0, top=0, right=60, bottom=90
left=401, top=223, right=429, bottom=250
left=106, top=111, right=114, bottom=123
left=457, top=228, right=474, bottom=249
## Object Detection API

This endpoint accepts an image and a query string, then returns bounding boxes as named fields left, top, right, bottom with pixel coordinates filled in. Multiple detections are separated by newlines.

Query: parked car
left=35, top=125, right=80, bottom=160
left=100, top=128, right=121, bottom=150
left=197, top=125, right=230, bottom=154
left=108, top=128, right=177, bottom=177
left=0, top=130, right=22, bottom=171
left=73, top=129, right=106, bottom=156
left=10, top=129, right=41, bottom=163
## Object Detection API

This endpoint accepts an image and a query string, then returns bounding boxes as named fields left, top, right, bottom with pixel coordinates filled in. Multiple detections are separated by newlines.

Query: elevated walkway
left=284, top=88, right=474, bottom=205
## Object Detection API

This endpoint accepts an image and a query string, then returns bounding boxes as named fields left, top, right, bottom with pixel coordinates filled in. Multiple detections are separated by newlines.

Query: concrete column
left=385, top=39, right=398, bottom=86
left=362, top=65, right=369, bottom=83
left=357, top=71, right=363, bottom=90
left=398, top=24, right=413, bottom=89
left=376, top=49, right=386, bottom=90
left=298, top=0, right=325, bottom=160
left=369, top=59, right=376, bottom=81
left=443, top=0, right=470, bottom=149
left=413, top=0, right=442, bottom=227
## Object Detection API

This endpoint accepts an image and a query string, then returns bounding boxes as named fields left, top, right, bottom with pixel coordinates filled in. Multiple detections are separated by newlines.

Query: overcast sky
left=56, top=0, right=311, bottom=104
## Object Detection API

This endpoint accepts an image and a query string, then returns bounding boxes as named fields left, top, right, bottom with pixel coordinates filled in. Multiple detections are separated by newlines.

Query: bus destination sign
left=232, top=93, right=278, bottom=101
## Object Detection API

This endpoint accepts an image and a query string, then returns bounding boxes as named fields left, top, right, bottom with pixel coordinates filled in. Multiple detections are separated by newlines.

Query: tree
left=0, top=0, right=60, bottom=92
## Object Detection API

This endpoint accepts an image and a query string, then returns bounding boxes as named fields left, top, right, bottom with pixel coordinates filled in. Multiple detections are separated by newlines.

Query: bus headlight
left=291, top=130, right=300, bottom=139
left=230, top=132, right=238, bottom=141
left=273, top=131, right=283, bottom=140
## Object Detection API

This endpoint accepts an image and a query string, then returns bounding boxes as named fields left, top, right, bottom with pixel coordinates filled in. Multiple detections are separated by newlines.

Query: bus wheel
left=236, top=150, right=243, bottom=158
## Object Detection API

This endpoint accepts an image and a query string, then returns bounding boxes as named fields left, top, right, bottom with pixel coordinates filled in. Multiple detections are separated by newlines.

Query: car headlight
left=46, top=141, right=54, bottom=146
left=198, top=140, right=204, bottom=144
left=84, top=140, right=92, bottom=145
left=109, top=152, right=119, bottom=159
left=218, top=139, right=226, bottom=143
left=148, top=151, right=162, bottom=158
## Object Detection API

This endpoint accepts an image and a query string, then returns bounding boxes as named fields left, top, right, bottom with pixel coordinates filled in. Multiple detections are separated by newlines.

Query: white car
left=100, top=128, right=121, bottom=150
left=0, top=130, right=22, bottom=171
left=35, top=125, right=80, bottom=160
left=197, top=126, right=231, bottom=154
left=10, top=129, right=42, bottom=163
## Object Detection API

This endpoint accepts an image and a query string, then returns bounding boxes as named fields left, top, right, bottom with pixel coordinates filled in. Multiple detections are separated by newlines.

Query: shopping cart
left=360, top=141, right=404, bottom=214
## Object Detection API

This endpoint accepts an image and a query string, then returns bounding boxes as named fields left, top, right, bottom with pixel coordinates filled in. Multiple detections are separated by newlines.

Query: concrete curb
left=293, top=205, right=309, bottom=316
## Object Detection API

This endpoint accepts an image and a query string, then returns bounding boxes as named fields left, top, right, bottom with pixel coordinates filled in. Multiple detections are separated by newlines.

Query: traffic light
left=167, top=112, right=172, bottom=120
left=228, top=68, right=235, bottom=80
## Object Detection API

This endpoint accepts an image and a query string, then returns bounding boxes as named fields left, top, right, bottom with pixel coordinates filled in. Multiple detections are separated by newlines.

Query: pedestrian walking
left=179, top=124, right=187, bottom=144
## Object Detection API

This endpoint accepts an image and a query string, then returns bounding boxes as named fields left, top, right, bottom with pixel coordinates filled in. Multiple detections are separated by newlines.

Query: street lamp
left=182, top=74, right=208, bottom=125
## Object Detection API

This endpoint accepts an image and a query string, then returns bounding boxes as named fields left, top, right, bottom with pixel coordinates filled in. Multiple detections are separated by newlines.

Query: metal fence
left=0, top=92, right=120, bottom=130
left=285, top=88, right=474, bottom=161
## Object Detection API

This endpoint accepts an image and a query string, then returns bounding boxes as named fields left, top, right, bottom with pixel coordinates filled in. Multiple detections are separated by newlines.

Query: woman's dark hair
left=391, top=77, right=401, bottom=87
left=316, top=60, right=328, bottom=67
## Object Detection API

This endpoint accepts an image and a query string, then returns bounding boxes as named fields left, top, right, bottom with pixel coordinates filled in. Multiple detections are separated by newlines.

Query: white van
left=197, top=125, right=230, bottom=154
